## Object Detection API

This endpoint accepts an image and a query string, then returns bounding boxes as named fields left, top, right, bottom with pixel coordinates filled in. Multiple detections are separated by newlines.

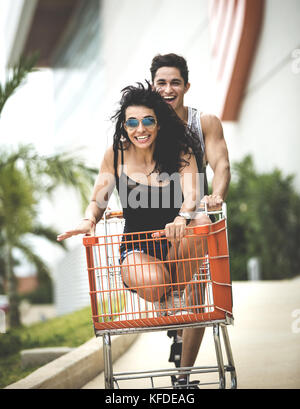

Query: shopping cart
left=83, top=203, right=237, bottom=389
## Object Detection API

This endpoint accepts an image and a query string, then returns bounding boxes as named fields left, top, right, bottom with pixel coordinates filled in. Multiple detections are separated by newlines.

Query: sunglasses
left=125, top=116, right=157, bottom=130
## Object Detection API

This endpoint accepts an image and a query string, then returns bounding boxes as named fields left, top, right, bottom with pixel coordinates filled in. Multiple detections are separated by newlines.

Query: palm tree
left=0, top=55, right=98, bottom=328
left=0, top=145, right=97, bottom=327
left=0, top=52, right=39, bottom=117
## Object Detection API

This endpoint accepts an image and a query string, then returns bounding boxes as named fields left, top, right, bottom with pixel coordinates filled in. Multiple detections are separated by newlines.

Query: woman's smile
left=124, top=106, right=158, bottom=149
left=135, top=134, right=151, bottom=143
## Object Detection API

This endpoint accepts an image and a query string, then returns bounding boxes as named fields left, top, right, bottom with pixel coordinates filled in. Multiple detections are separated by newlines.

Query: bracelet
left=178, top=211, right=194, bottom=220
left=82, top=218, right=96, bottom=226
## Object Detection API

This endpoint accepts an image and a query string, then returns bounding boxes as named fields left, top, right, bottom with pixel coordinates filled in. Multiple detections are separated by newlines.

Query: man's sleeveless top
left=187, top=107, right=208, bottom=197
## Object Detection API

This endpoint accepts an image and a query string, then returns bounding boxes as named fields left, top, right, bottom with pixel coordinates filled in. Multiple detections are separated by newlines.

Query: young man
left=150, top=53, right=231, bottom=387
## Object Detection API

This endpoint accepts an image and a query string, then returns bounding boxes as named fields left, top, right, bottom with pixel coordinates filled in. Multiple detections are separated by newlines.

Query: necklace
left=146, top=167, right=156, bottom=177
left=146, top=168, right=166, bottom=185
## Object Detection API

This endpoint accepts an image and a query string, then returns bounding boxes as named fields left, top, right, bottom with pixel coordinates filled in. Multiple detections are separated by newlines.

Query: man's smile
left=163, top=95, right=177, bottom=104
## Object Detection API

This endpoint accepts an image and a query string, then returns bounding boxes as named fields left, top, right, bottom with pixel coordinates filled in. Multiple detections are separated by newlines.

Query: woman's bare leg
left=168, top=213, right=212, bottom=379
left=121, top=252, right=170, bottom=302
left=166, top=213, right=211, bottom=292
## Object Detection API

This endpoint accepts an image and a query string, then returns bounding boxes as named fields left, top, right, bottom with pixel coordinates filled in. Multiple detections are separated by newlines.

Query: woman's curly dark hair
left=111, top=81, right=202, bottom=177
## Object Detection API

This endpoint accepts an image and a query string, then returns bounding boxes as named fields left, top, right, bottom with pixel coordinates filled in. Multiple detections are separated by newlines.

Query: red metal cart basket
left=83, top=205, right=237, bottom=389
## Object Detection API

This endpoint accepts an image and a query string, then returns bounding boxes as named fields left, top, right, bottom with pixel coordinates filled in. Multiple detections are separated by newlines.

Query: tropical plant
left=0, top=55, right=98, bottom=327
left=0, top=144, right=98, bottom=326
left=227, top=155, right=300, bottom=280
left=0, top=52, right=39, bottom=116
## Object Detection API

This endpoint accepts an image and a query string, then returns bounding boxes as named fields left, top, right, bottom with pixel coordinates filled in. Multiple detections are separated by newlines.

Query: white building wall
left=54, top=243, right=89, bottom=316
left=0, top=0, right=37, bottom=71
left=100, top=0, right=300, bottom=190
left=0, top=0, right=24, bottom=73
left=224, top=0, right=300, bottom=189
left=99, top=0, right=216, bottom=135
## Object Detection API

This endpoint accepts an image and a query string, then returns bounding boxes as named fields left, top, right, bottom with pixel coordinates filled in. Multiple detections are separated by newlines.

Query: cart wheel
left=172, top=377, right=200, bottom=389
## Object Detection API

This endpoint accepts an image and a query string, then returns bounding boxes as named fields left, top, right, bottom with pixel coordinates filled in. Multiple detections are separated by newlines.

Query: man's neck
left=176, top=105, right=188, bottom=123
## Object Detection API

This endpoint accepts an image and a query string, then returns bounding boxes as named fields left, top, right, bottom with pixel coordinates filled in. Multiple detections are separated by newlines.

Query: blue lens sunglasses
left=125, top=116, right=157, bottom=129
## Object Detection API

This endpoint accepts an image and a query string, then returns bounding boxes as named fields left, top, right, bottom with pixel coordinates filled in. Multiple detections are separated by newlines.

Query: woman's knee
left=140, top=284, right=168, bottom=302
left=122, top=254, right=169, bottom=301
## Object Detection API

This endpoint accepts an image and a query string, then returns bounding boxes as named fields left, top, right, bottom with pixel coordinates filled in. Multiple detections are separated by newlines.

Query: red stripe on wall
left=209, top=0, right=264, bottom=121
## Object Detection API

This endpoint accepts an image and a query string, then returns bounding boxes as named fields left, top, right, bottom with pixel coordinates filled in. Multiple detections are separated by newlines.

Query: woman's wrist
left=175, top=215, right=187, bottom=224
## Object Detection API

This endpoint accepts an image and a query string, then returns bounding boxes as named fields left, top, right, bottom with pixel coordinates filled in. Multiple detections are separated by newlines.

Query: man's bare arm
left=201, top=114, right=231, bottom=208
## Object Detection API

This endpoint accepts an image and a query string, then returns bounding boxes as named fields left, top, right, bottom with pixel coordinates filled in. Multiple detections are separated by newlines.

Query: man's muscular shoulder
left=200, top=112, right=223, bottom=139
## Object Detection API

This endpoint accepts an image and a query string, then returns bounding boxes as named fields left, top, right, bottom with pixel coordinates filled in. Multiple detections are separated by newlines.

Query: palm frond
left=0, top=52, right=39, bottom=115
left=14, top=240, right=50, bottom=277
left=0, top=144, right=37, bottom=171
left=31, top=224, right=67, bottom=249
left=0, top=144, right=98, bottom=207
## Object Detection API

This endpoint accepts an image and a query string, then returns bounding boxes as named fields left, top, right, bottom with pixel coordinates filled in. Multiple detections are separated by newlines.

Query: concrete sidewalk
left=82, top=278, right=300, bottom=389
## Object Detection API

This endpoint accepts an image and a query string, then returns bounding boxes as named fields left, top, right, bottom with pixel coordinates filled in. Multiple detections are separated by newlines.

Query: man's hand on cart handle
left=57, top=219, right=96, bottom=242
left=103, top=206, right=123, bottom=220
left=200, top=194, right=223, bottom=211
left=104, top=210, right=123, bottom=219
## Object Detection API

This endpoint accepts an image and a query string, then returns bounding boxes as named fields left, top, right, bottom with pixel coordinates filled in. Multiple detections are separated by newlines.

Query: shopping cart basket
left=83, top=203, right=237, bottom=389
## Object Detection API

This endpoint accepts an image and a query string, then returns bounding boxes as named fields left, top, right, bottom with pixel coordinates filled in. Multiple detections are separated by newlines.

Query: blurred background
left=0, top=0, right=299, bottom=388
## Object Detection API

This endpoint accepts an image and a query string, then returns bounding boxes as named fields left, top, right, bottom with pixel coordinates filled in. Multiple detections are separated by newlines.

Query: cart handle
left=102, top=202, right=226, bottom=229
left=152, top=224, right=212, bottom=239
left=103, top=210, right=123, bottom=220
left=152, top=202, right=227, bottom=238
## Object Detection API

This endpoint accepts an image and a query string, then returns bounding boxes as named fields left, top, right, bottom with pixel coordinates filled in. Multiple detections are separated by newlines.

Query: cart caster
left=171, top=376, right=200, bottom=389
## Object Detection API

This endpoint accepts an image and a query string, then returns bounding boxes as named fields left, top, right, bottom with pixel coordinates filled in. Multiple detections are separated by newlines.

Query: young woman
left=57, top=82, right=210, bottom=313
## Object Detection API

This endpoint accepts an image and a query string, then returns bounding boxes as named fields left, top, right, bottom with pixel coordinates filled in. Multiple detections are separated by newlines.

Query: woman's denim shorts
left=120, top=236, right=171, bottom=264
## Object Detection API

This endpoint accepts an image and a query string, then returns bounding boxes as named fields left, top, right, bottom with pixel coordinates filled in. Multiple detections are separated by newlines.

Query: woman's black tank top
left=114, top=147, right=183, bottom=233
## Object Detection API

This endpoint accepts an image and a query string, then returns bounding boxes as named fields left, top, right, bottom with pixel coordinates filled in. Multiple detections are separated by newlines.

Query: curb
left=20, top=347, right=75, bottom=369
left=5, top=333, right=139, bottom=389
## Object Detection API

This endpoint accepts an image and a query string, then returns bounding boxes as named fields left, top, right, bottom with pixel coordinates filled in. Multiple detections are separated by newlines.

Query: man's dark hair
left=150, top=53, right=189, bottom=85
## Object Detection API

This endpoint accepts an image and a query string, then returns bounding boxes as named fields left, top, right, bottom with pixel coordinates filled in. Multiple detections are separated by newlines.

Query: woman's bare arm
left=164, top=152, right=200, bottom=242
left=57, top=146, right=116, bottom=241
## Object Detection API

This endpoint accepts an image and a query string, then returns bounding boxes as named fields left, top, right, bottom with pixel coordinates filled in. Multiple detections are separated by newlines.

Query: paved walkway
left=82, top=278, right=300, bottom=389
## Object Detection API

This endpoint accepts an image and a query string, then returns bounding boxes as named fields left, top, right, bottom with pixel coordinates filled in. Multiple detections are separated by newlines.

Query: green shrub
left=19, top=306, right=94, bottom=349
left=0, top=306, right=94, bottom=388
left=227, top=155, right=300, bottom=280
left=0, top=330, right=22, bottom=357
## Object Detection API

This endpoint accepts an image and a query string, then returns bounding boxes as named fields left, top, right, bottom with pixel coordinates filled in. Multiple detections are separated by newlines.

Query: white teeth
left=136, top=136, right=149, bottom=140
left=164, top=96, right=175, bottom=100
